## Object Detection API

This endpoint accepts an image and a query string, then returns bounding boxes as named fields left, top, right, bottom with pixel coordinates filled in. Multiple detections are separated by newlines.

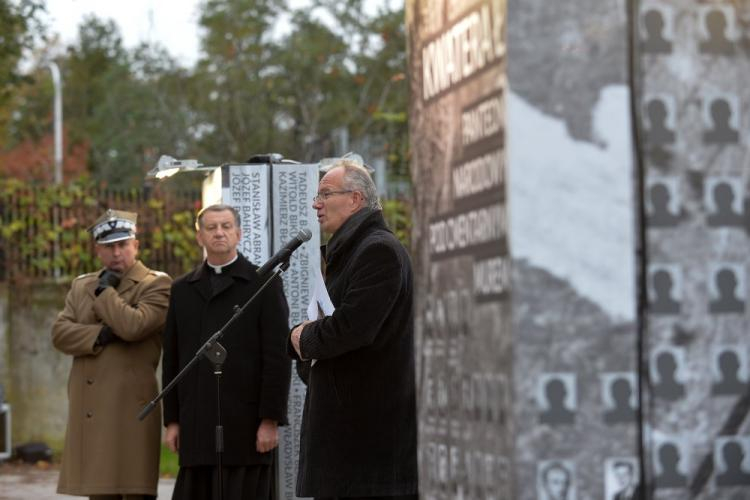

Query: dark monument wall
left=638, top=1, right=750, bottom=499
left=409, top=0, right=750, bottom=498
left=407, top=0, right=513, bottom=497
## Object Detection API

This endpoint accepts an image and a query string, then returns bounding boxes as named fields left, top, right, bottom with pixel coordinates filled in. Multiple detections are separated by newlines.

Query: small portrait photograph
left=601, top=372, right=638, bottom=425
left=698, top=4, right=739, bottom=55
left=715, top=437, right=750, bottom=487
left=705, top=177, right=744, bottom=227
left=640, top=3, right=674, bottom=53
left=646, top=177, right=681, bottom=227
left=711, top=345, right=749, bottom=396
left=537, top=459, right=576, bottom=500
left=537, top=373, right=577, bottom=426
left=650, top=346, right=686, bottom=402
left=654, top=437, right=689, bottom=489
left=643, top=94, right=676, bottom=146
left=647, top=264, right=682, bottom=315
left=604, top=457, right=642, bottom=500
left=702, top=93, right=740, bottom=144
left=708, top=262, right=746, bottom=314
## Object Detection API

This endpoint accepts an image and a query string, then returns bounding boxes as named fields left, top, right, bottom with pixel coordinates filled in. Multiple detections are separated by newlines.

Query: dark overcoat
left=52, top=260, right=171, bottom=496
left=290, top=208, right=418, bottom=497
left=162, top=253, right=291, bottom=466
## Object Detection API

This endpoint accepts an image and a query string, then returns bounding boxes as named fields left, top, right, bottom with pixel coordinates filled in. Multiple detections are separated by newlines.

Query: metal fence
left=0, top=182, right=201, bottom=283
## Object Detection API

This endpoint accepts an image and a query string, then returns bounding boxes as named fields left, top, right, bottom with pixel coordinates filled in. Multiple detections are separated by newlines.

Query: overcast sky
left=42, top=0, right=397, bottom=68
left=45, top=0, right=207, bottom=67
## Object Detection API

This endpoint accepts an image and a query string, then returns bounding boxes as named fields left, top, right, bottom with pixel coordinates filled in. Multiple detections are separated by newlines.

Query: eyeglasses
left=313, top=190, right=353, bottom=203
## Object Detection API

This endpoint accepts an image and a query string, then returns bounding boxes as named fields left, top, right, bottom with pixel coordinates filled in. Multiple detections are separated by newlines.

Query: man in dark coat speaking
left=289, top=159, right=418, bottom=499
left=162, top=204, right=291, bottom=499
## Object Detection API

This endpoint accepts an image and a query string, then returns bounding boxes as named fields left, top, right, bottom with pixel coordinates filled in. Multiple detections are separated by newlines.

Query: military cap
left=88, top=209, right=138, bottom=244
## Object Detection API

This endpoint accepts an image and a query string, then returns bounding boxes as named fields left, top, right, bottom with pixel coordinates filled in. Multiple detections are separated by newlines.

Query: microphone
left=256, top=229, right=313, bottom=276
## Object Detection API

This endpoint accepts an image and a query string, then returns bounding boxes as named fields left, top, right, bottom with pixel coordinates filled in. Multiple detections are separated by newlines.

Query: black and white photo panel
left=714, top=436, right=750, bottom=488
left=640, top=2, right=674, bottom=54
left=537, top=373, right=577, bottom=426
left=698, top=4, right=738, bottom=56
left=643, top=94, right=677, bottom=146
left=601, top=372, right=638, bottom=425
left=536, top=459, right=576, bottom=500
left=646, top=177, right=681, bottom=228
left=708, top=262, right=746, bottom=314
left=653, top=437, right=690, bottom=490
left=650, top=346, right=687, bottom=402
left=711, top=345, right=749, bottom=396
left=604, top=457, right=641, bottom=500
left=702, top=92, right=740, bottom=144
left=648, top=264, right=682, bottom=315
left=705, top=177, right=744, bottom=228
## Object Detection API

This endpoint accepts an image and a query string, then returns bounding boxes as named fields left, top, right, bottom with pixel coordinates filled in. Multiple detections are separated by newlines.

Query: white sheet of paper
left=307, top=264, right=334, bottom=319
left=305, top=264, right=334, bottom=366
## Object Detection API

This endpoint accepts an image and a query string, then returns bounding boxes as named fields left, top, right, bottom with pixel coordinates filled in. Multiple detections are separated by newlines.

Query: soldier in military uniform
left=52, top=209, right=172, bottom=500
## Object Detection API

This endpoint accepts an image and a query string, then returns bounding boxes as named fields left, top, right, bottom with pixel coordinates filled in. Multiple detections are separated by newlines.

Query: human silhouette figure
left=707, top=182, right=744, bottom=227
left=604, top=378, right=637, bottom=424
left=539, top=379, right=575, bottom=425
left=703, top=98, right=739, bottom=143
left=648, top=182, right=681, bottom=227
left=650, top=269, right=680, bottom=314
left=700, top=9, right=735, bottom=55
left=712, top=350, right=748, bottom=396
left=646, top=99, right=675, bottom=145
left=709, top=268, right=745, bottom=313
left=655, top=442, right=688, bottom=488
left=642, top=9, right=673, bottom=53
left=652, top=352, right=685, bottom=401
left=717, top=441, right=750, bottom=487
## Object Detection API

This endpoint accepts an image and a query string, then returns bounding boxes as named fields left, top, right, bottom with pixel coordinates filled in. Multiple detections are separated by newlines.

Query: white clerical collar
left=206, top=254, right=238, bottom=274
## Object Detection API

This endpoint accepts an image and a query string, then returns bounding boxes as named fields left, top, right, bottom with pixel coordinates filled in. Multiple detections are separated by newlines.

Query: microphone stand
left=138, top=261, right=290, bottom=500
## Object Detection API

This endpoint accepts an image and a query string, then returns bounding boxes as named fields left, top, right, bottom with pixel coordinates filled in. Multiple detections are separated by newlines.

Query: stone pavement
left=0, top=462, right=175, bottom=499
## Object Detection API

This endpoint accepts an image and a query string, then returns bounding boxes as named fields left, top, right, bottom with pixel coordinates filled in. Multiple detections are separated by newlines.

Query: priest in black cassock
left=163, top=204, right=291, bottom=500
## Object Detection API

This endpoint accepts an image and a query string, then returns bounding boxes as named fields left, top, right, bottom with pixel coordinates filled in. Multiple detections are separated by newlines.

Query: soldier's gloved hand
left=95, top=269, right=122, bottom=296
left=95, top=325, right=120, bottom=347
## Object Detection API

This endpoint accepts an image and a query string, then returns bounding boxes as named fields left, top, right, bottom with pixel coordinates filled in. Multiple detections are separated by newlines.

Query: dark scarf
left=324, top=207, right=390, bottom=267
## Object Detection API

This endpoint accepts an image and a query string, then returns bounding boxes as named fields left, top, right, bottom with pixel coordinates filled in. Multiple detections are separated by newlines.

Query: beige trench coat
left=51, top=260, right=171, bottom=496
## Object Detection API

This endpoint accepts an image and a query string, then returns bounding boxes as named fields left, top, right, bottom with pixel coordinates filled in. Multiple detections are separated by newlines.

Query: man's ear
left=351, top=190, right=365, bottom=208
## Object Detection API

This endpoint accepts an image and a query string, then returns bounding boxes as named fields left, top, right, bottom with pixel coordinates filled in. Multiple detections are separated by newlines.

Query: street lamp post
left=47, top=62, right=63, bottom=185
left=47, top=62, right=63, bottom=279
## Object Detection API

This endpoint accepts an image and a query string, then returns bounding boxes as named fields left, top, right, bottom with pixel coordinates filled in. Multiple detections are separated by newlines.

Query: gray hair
left=334, top=159, right=381, bottom=210
left=195, top=204, right=241, bottom=230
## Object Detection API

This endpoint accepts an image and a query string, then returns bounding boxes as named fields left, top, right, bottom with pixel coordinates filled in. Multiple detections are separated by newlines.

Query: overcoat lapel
left=117, top=261, right=149, bottom=296
left=210, top=274, right=235, bottom=298
left=187, top=265, right=212, bottom=302
left=86, top=279, right=98, bottom=300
